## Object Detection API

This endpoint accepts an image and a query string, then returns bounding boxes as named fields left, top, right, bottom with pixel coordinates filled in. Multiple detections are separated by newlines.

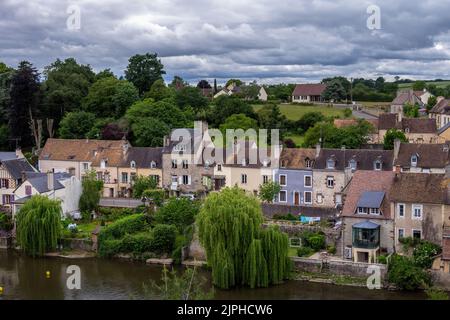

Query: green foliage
left=143, top=266, right=214, bottom=300
left=387, top=254, right=431, bottom=290
left=175, top=86, right=209, bottom=113
left=121, top=232, right=154, bottom=254
left=326, top=245, right=337, bottom=255
left=272, top=213, right=298, bottom=221
left=132, top=175, right=159, bottom=198
left=412, top=81, right=427, bottom=91
left=295, top=112, right=325, bottom=134
left=142, top=189, right=165, bottom=207
left=377, top=255, right=388, bottom=264
left=297, top=246, right=315, bottom=257
left=260, top=226, right=291, bottom=285
left=98, top=214, right=148, bottom=241
left=15, top=195, right=62, bottom=257
left=154, top=197, right=199, bottom=232
left=256, top=104, right=287, bottom=139
left=197, top=187, right=290, bottom=289
left=151, top=224, right=177, bottom=253
left=219, top=114, right=258, bottom=134
left=413, top=241, right=442, bottom=269
left=209, top=95, right=256, bottom=127
left=425, top=287, right=449, bottom=300
left=342, top=108, right=353, bottom=118
left=144, top=79, right=173, bottom=101
left=258, top=181, right=281, bottom=203
left=132, top=117, right=170, bottom=147
left=0, top=211, right=13, bottom=231
left=125, top=53, right=166, bottom=95
left=98, top=207, right=135, bottom=222
left=83, top=76, right=139, bottom=118
left=427, top=95, right=437, bottom=111
left=403, top=102, right=419, bottom=118
left=321, top=79, right=347, bottom=101
left=58, top=111, right=96, bottom=139
left=383, top=128, right=408, bottom=150
left=79, top=170, right=103, bottom=217
left=300, top=231, right=326, bottom=251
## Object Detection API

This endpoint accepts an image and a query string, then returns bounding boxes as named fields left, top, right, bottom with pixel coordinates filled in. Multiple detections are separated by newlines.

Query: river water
left=0, top=250, right=425, bottom=300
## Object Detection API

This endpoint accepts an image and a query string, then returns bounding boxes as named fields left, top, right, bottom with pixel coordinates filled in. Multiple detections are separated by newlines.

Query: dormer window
left=349, top=159, right=357, bottom=171
left=374, top=160, right=382, bottom=171
left=130, top=161, right=136, bottom=169
left=281, top=160, right=286, bottom=168
left=326, top=158, right=335, bottom=169
left=411, top=154, right=418, bottom=167
left=150, top=161, right=156, bottom=169
left=405, top=128, right=410, bottom=134
left=100, top=159, right=107, bottom=169
left=305, top=158, right=313, bottom=168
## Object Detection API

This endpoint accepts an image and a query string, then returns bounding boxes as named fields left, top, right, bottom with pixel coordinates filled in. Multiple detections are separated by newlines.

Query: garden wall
left=60, top=238, right=94, bottom=251
left=261, top=203, right=338, bottom=219
left=292, top=257, right=387, bottom=280
left=0, top=236, right=11, bottom=249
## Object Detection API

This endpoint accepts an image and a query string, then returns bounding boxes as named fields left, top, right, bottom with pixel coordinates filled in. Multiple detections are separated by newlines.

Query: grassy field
left=398, top=81, right=450, bottom=89
left=253, top=104, right=347, bottom=120
left=285, top=133, right=304, bottom=147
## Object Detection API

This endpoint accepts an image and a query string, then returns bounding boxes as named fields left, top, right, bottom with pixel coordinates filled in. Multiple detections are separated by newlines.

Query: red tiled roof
left=292, top=84, right=326, bottom=96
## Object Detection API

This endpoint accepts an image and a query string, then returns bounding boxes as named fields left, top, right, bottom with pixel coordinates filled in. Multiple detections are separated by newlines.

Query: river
left=0, top=250, right=425, bottom=300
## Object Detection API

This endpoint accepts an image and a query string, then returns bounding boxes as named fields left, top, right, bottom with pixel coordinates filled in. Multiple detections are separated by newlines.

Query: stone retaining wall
left=60, top=238, right=94, bottom=251
left=0, top=236, right=11, bottom=249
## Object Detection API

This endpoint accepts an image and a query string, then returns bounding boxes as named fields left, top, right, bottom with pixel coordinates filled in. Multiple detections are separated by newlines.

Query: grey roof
left=353, top=220, right=380, bottom=229
left=2, top=158, right=36, bottom=179
left=122, top=147, right=163, bottom=168
left=356, top=191, right=385, bottom=208
left=0, top=152, right=18, bottom=161
left=26, top=172, right=72, bottom=193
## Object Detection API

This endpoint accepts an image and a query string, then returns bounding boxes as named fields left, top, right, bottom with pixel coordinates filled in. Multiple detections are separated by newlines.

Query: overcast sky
left=1, top=0, right=450, bottom=84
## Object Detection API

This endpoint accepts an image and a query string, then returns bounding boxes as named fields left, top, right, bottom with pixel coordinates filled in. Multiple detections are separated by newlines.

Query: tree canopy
left=58, top=111, right=96, bottom=139
left=125, top=53, right=166, bottom=95
left=383, top=128, right=407, bottom=150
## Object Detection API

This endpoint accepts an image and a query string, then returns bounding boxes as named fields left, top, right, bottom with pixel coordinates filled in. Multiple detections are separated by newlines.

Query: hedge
left=99, top=214, right=148, bottom=241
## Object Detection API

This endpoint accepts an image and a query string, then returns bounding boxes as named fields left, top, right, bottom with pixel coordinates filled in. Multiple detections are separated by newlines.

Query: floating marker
left=0, top=286, right=3, bottom=294
left=45, top=271, right=51, bottom=279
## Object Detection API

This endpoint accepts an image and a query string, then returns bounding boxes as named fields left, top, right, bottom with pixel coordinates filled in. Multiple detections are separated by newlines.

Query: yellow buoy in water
left=0, top=286, right=3, bottom=294
left=45, top=271, right=51, bottom=279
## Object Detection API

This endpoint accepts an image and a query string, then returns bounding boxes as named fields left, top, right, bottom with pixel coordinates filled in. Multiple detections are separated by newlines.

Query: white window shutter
left=188, top=176, right=192, bottom=185
left=178, top=176, right=183, bottom=185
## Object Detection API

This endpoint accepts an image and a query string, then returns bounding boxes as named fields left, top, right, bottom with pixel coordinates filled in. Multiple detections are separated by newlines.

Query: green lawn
left=253, top=104, right=347, bottom=120
left=398, top=81, right=450, bottom=89
left=288, top=247, right=298, bottom=257
left=285, top=134, right=304, bottom=147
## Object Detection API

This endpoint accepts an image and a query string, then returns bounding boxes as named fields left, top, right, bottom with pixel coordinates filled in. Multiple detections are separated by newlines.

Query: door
left=294, top=192, right=300, bottom=205
left=109, top=188, right=114, bottom=197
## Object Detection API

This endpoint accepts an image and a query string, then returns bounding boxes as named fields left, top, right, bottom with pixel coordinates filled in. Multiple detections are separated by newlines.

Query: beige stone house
left=390, top=90, right=425, bottom=115
left=390, top=173, right=448, bottom=250
left=341, top=170, right=395, bottom=263
left=429, top=97, right=450, bottom=130
left=312, top=146, right=393, bottom=208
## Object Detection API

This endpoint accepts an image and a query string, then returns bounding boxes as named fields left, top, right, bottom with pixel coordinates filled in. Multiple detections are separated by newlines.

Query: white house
left=292, top=84, right=327, bottom=103
left=13, top=171, right=82, bottom=219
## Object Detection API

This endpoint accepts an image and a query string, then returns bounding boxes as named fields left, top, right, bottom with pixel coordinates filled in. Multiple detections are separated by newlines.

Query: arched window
left=130, top=161, right=136, bottom=169
left=150, top=161, right=156, bottom=168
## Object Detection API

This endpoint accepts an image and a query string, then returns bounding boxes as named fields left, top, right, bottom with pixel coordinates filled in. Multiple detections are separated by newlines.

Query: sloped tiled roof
left=430, top=99, right=450, bottom=115
left=394, top=143, right=450, bottom=168
left=279, top=148, right=316, bottom=169
left=2, top=158, right=36, bottom=179
left=25, top=172, right=72, bottom=193
left=401, top=118, right=436, bottom=133
left=390, top=173, right=446, bottom=204
left=378, top=113, right=398, bottom=130
left=314, top=149, right=393, bottom=171
left=292, top=84, right=326, bottom=96
left=121, top=147, right=163, bottom=169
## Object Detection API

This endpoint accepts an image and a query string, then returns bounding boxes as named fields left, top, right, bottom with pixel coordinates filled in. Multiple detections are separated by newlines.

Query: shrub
left=151, top=224, right=177, bottom=253
left=0, top=212, right=13, bottom=231
left=99, top=214, right=147, bottom=241
left=297, top=246, right=315, bottom=257
left=142, top=189, right=165, bottom=207
left=154, top=197, right=199, bottom=232
left=272, top=213, right=298, bottom=221
left=305, top=234, right=326, bottom=251
left=378, top=255, right=388, bottom=264
left=388, top=254, right=431, bottom=290
left=326, top=245, right=336, bottom=255
left=99, top=239, right=123, bottom=257
left=133, top=175, right=159, bottom=198
left=413, top=241, right=441, bottom=269
left=425, top=287, right=449, bottom=300
left=121, top=232, right=154, bottom=254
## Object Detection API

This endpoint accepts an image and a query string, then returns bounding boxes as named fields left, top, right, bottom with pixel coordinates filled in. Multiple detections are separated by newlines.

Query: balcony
left=352, top=221, right=380, bottom=249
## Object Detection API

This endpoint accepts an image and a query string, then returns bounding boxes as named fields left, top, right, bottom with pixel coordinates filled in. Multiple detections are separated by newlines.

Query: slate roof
left=390, top=173, right=447, bottom=204
left=342, top=170, right=395, bottom=219
left=2, top=158, right=36, bottom=180
left=353, top=220, right=380, bottom=229
left=394, top=143, right=450, bottom=168
left=121, top=147, right=163, bottom=169
left=378, top=114, right=398, bottom=130
left=378, top=113, right=436, bottom=133
left=314, top=148, right=393, bottom=171
left=0, top=152, right=18, bottom=161
left=292, top=84, right=326, bottom=96
left=25, top=172, right=72, bottom=193
left=391, top=90, right=423, bottom=106
left=279, top=148, right=316, bottom=169
left=356, top=191, right=385, bottom=209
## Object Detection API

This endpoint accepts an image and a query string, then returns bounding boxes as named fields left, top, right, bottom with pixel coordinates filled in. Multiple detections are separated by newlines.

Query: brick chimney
left=315, top=143, right=321, bottom=158
left=393, top=138, right=401, bottom=161
left=15, top=147, right=24, bottom=159
left=47, top=170, right=54, bottom=191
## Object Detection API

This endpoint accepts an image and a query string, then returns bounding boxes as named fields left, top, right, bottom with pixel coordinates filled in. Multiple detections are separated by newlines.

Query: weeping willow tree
left=197, top=186, right=291, bottom=289
left=16, top=195, right=62, bottom=257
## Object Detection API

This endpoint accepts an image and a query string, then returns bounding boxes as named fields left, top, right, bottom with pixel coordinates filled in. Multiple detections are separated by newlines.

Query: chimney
left=15, top=147, right=24, bottom=159
left=122, top=141, right=129, bottom=156
left=394, top=165, right=401, bottom=178
left=315, top=143, right=321, bottom=158
left=163, top=135, right=170, bottom=147
left=47, top=170, right=54, bottom=191
left=21, top=171, right=26, bottom=183
left=393, top=138, right=401, bottom=161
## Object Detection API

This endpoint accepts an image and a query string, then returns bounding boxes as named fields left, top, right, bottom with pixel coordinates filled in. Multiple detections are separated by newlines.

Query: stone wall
left=60, top=238, right=94, bottom=251
left=261, top=203, right=338, bottom=219
left=0, top=236, right=11, bottom=249
left=292, top=257, right=387, bottom=280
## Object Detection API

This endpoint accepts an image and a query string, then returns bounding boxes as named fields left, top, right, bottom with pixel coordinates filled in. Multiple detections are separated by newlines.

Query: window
left=82, top=163, right=89, bottom=171
left=0, top=179, right=9, bottom=188
left=171, top=175, right=178, bottom=183
left=412, top=229, right=422, bottom=240
left=279, top=190, right=287, bottom=202
left=412, top=204, right=423, bottom=220
left=150, top=161, right=156, bottom=169
left=121, top=172, right=128, bottom=183
left=304, top=175, right=312, bottom=187
left=397, top=203, right=405, bottom=218
left=150, top=175, right=160, bottom=184
left=370, top=208, right=380, bottom=215
left=25, top=185, right=32, bottom=196
left=305, top=158, right=313, bottom=168
left=217, top=164, right=222, bottom=172
left=182, top=160, right=189, bottom=169
left=279, top=174, right=287, bottom=186
left=182, top=175, right=190, bottom=185
left=349, top=159, right=357, bottom=171
left=316, top=193, right=323, bottom=204
left=304, top=191, right=312, bottom=204
left=411, top=154, right=418, bottom=167
left=326, top=176, right=334, bottom=188
left=327, top=159, right=335, bottom=169
left=398, top=228, right=405, bottom=240
left=280, top=160, right=286, bottom=168
left=241, top=174, right=247, bottom=184
left=241, top=159, right=247, bottom=166
left=100, top=160, right=107, bottom=169
left=357, top=207, right=368, bottom=214
left=374, top=161, right=382, bottom=171
left=130, top=172, right=137, bottom=182
left=263, top=175, right=269, bottom=184
left=130, top=161, right=136, bottom=169
left=2, top=194, right=13, bottom=205
left=172, top=160, right=177, bottom=169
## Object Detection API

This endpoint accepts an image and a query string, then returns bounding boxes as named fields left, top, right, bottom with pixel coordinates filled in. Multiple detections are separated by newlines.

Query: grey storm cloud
left=1, top=0, right=450, bottom=84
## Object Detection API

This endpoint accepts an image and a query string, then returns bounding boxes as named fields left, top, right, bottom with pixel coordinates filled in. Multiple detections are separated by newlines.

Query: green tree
left=95, top=68, right=116, bottom=81
left=58, top=111, right=96, bottom=139
left=175, top=86, right=209, bottom=113
left=219, top=114, right=258, bottom=134
left=126, top=99, right=188, bottom=129
left=225, top=79, right=243, bottom=87
left=403, top=102, right=419, bottom=118
left=197, top=187, right=290, bottom=289
left=83, top=76, right=139, bottom=118
left=197, top=80, right=211, bottom=89
left=155, top=197, right=200, bottom=232
left=132, top=175, right=159, bottom=198
left=257, top=104, right=287, bottom=137
left=79, top=170, right=103, bottom=218
left=9, top=61, right=40, bottom=147
left=321, top=79, right=347, bottom=102
left=42, top=58, right=95, bottom=123
left=258, top=181, right=281, bottom=203
left=144, top=79, right=172, bottom=101
left=295, top=112, right=325, bottom=134
left=413, top=80, right=427, bottom=91
left=15, top=195, right=61, bottom=257
left=383, top=128, right=408, bottom=150
left=388, top=254, right=431, bottom=290
left=209, top=95, right=256, bottom=127
left=426, top=95, right=437, bottom=112
left=413, top=241, right=441, bottom=269
left=125, top=53, right=166, bottom=95
left=131, top=118, right=170, bottom=147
